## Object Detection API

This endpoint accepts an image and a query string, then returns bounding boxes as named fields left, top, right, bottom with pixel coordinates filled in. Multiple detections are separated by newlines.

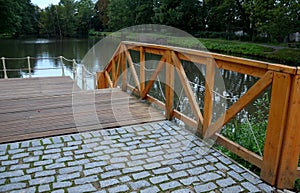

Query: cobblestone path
left=0, top=121, right=276, bottom=193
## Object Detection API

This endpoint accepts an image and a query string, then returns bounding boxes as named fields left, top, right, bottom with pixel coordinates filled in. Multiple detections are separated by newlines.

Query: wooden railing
left=97, top=41, right=300, bottom=189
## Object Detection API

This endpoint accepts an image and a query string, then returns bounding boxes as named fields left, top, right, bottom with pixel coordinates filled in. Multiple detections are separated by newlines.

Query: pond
left=0, top=37, right=267, bottom=117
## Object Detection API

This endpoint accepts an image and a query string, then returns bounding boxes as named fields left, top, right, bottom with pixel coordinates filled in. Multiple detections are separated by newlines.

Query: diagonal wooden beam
left=171, top=51, right=204, bottom=132
left=124, top=45, right=141, bottom=91
left=141, top=55, right=166, bottom=99
left=205, top=71, right=274, bottom=138
left=105, top=71, right=113, bottom=88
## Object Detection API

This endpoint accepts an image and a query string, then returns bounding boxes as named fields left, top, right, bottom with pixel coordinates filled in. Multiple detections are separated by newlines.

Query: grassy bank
left=199, top=39, right=300, bottom=66
left=90, top=31, right=300, bottom=66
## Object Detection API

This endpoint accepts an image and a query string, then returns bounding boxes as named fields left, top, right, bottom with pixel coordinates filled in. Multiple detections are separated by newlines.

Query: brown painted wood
left=276, top=75, right=300, bottom=189
left=140, top=46, right=145, bottom=95
left=165, top=51, right=174, bottom=120
left=171, top=51, right=203, bottom=133
left=97, top=72, right=106, bottom=89
left=261, top=72, right=292, bottom=185
left=141, top=55, right=166, bottom=99
left=124, top=45, right=140, bottom=91
left=0, top=77, right=164, bottom=144
left=205, top=71, right=274, bottom=138
left=203, top=58, right=215, bottom=135
left=215, top=133, right=263, bottom=168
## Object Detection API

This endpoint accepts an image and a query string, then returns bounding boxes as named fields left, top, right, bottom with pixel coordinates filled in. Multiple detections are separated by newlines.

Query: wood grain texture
left=0, top=77, right=164, bottom=144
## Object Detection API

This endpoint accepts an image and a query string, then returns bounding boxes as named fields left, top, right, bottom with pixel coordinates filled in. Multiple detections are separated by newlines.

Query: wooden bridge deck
left=0, top=76, right=165, bottom=144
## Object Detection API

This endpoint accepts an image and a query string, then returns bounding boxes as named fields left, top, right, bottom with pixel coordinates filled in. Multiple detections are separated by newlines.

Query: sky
left=31, top=0, right=60, bottom=9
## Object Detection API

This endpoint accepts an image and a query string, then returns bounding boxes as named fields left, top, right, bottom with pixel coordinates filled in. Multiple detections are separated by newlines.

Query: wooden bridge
left=0, top=41, right=299, bottom=190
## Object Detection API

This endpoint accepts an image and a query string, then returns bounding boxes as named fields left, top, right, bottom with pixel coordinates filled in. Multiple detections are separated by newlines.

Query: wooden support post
left=27, top=56, right=32, bottom=78
left=203, top=58, right=215, bottom=136
left=1, top=57, right=8, bottom=79
left=261, top=72, right=292, bottom=185
left=141, top=55, right=166, bottom=99
left=112, top=58, right=116, bottom=86
left=205, top=71, right=274, bottom=138
left=124, top=45, right=141, bottom=91
left=96, top=71, right=107, bottom=89
left=171, top=51, right=204, bottom=133
left=276, top=75, right=300, bottom=189
left=165, top=51, right=174, bottom=120
left=60, top=56, right=65, bottom=76
left=121, top=48, right=127, bottom=91
left=140, top=46, right=145, bottom=96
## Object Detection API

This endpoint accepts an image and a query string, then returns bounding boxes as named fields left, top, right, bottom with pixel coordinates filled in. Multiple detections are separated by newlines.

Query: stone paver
left=0, top=121, right=284, bottom=192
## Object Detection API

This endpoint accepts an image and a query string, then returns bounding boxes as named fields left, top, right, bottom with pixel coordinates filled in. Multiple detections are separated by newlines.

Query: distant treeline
left=0, top=0, right=299, bottom=42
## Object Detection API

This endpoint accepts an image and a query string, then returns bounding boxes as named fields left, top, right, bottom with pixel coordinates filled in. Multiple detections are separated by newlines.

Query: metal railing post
left=60, top=56, right=65, bottom=76
left=1, top=57, right=8, bottom=79
left=27, top=56, right=32, bottom=78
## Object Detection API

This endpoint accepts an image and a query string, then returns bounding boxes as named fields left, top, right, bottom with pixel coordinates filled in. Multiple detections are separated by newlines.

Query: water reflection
left=0, top=38, right=100, bottom=79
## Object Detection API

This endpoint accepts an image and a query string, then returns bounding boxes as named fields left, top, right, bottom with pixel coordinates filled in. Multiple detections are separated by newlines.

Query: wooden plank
left=141, top=55, right=166, bottom=99
left=124, top=45, right=141, bottom=91
left=205, top=71, right=274, bottom=139
left=140, top=46, right=145, bottom=95
left=216, top=60, right=266, bottom=78
left=105, top=70, right=113, bottom=88
left=276, top=75, right=300, bottom=189
left=112, top=57, right=116, bottom=85
left=173, top=110, right=198, bottom=129
left=114, top=55, right=122, bottom=87
left=145, top=95, right=165, bottom=110
left=261, top=72, right=292, bottom=185
left=203, top=58, right=215, bottom=135
left=104, top=43, right=122, bottom=72
left=0, top=77, right=165, bottom=144
left=122, top=41, right=297, bottom=75
left=215, top=133, right=263, bottom=168
left=165, top=51, right=174, bottom=120
left=121, top=47, right=127, bottom=91
left=97, top=71, right=106, bottom=89
left=171, top=51, right=203, bottom=133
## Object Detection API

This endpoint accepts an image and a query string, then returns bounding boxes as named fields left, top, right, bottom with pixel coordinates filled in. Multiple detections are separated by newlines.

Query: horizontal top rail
left=99, top=41, right=300, bottom=189
left=122, top=41, right=298, bottom=75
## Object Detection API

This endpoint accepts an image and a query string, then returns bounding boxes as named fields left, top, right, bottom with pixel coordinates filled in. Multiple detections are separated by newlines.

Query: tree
left=0, top=0, right=38, bottom=36
left=152, top=0, right=204, bottom=32
left=76, top=0, right=95, bottom=35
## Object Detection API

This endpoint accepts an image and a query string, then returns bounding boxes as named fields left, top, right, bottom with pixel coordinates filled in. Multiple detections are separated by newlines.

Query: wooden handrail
left=98, top=41, right=300, bottom=189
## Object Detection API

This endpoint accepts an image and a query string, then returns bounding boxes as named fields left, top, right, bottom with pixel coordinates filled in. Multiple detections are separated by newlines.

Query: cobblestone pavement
left=0, top=121, right=278, bottom=193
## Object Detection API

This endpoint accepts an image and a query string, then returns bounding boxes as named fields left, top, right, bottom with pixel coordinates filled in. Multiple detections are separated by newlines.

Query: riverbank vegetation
left=0, top=0, right=299, bottom=44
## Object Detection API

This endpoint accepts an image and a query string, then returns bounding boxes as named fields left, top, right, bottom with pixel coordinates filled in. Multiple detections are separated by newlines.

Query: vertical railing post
left=261, top=72, right=292, bottom=185
left=27, top=56, right=32, bottom=78
left=276, top=74, right=300, bottom=189
left=165, top=51, right=174, bottom=120
left=82, top=65, right=85, bottom=90
left=111, top=58, right=116, bottom=87
left=1, top=57, right=8, bottom=79
left=140, top=46, right=145, bottom=96
left=94, top=74, right=97, bottom=89
left=72, top=59, right=76, bottom=80
left=60, top=56, right=65, bottom=76
left=203, top=58, right=215, bottom=136
left=96, top=71, right=107, bottom=89
left=121, top=45, right=127, bottom=91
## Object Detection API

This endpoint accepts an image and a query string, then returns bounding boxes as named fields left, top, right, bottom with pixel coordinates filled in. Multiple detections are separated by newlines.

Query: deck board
left=0, top=77, right=165, bottom=143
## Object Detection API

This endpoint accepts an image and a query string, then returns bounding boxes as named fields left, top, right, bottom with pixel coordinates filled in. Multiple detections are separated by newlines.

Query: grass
left=91, top=31, right=300, bottom=66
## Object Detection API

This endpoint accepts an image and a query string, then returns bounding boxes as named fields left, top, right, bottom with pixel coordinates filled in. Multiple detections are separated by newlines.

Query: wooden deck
left=0, top=76, right=165, bottom=144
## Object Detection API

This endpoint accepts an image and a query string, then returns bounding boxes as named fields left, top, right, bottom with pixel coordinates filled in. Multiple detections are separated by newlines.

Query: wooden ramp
left=0, top=77, right=165, bottom=143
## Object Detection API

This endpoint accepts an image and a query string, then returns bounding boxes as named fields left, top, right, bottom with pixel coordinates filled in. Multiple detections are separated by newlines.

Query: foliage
left=0, top=0, right=38, bottom=36
left=217, top=93, right=270, bottom=173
